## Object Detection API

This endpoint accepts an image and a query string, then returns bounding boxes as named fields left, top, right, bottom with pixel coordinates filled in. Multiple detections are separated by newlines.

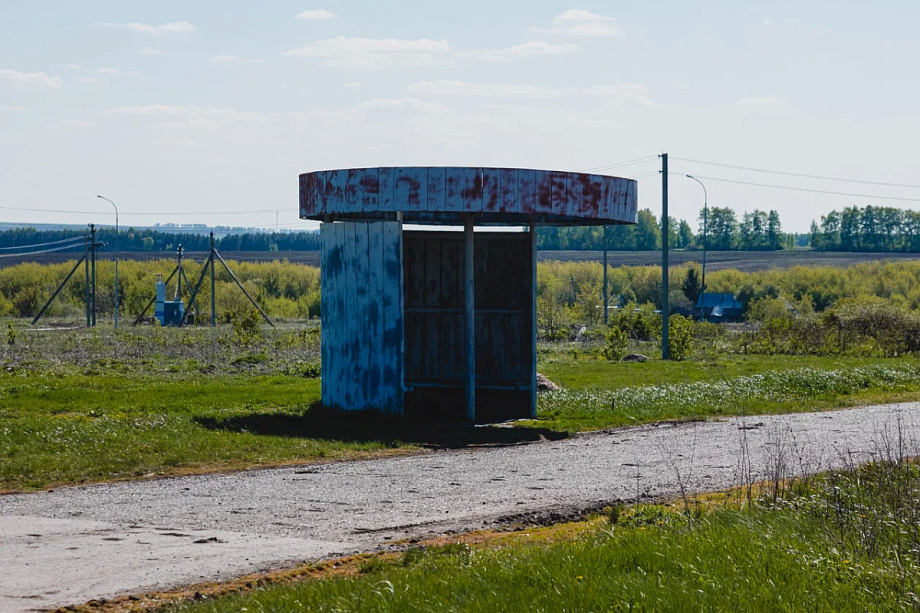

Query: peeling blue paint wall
left=321, top=221, right=404, bottom=413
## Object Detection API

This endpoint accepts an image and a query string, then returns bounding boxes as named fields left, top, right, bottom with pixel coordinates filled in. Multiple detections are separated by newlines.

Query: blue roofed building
left=696, top=293, right=744, bottom=322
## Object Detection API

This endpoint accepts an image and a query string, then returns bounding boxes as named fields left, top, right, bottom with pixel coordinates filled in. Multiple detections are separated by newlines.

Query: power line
left=685, top=174, right=920, bottom=203
left=671, top=156, right=920, bottom=189
left=0, top=235, right=88, bottom=251
left=0, top=242, right=91, bottom=259
left=581, top=155, right=658, bottom=173
left=0, top=205, right=286, bottom=217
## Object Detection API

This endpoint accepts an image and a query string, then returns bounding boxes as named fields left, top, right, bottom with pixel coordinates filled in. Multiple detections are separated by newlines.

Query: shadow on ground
left=195, top=404, right=569, bottom=449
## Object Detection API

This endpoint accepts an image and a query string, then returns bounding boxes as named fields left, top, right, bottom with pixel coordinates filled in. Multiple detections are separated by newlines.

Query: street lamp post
left=686, top=175, right=708, bottom=321
left=97, top=195, right=119, bottom=329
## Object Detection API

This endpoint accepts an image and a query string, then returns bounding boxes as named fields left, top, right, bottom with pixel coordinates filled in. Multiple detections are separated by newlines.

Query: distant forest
left=0, top=227, right=322, bottom=253
left=538, top=207, right=802, bottom=251
left=810, top=205, right=920, bottom=252
left=4, top=205, right=918, bottom=253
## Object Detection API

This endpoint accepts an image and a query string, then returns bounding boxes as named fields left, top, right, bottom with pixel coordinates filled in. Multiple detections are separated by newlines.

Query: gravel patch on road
left=2, top=403, right=919, bottom=611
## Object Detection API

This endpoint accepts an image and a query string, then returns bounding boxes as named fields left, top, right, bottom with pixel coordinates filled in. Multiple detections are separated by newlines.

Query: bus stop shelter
left=300, top=166, right=638, bottom=422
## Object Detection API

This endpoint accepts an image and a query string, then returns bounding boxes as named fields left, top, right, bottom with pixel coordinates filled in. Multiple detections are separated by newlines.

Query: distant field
left=2, top=249, right=919, bottom=272
left=539, top=249, right=920, bottom=272
left=0, top=250, right=323, bottom=268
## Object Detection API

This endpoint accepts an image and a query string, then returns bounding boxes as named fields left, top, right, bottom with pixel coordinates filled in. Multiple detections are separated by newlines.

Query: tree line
left=809, top=205, right=920, bottom=252
left=0, top=227, right=322, bottom=253
left=537, top=207, right=793, bottom=251
left=11, top=204, right=920, bottom=254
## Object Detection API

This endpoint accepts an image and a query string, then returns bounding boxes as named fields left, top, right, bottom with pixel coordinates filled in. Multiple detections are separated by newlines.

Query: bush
left=609, top=303, right=660, bottom=342
left=0, top=291, right=13, bottom=317
left=602, top=326, right=629, bottom=362
left=230, top=309, right=263, bottom=345
left=664, top=314, right=694, bottom=360
left=746, top=296, right=792, bottom=323
left=737, top=299, right=920, bottom=357
left=691, top=321, right=724, bottom=342
left=537, top=295, right=575, bottom=341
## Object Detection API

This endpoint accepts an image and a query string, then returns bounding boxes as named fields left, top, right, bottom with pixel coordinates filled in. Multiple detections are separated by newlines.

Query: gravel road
left=2, top=402, right=918, bottom=611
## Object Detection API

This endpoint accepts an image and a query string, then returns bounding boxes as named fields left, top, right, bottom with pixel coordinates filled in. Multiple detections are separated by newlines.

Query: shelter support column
left=465, top=215, right=476, bottom=422
left=530, top=216, right=537, bottom=418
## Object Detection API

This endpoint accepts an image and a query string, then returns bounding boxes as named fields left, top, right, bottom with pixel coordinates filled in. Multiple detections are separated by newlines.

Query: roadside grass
left=3, top=356, right=920, bottom=491
left=169, top=461, right=920, bottom=613
left=538, top=349, right=913, bottom=390
left=0, top=373, right=402, bottom=491
left=533, top=361, right=920, bottom=432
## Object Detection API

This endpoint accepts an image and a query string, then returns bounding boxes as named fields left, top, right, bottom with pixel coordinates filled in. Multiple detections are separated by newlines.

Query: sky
left=1, top=1, right=919, bottom=233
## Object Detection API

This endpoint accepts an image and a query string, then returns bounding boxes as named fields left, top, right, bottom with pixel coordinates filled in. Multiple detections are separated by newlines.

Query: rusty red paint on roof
left=299, top=166, right=637, bottom=226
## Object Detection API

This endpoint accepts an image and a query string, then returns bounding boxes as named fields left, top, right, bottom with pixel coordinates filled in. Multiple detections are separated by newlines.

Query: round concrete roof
left=300, top=167, right=637, bottom=226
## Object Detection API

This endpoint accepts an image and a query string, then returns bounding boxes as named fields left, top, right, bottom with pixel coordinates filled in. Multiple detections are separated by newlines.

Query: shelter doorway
left=403, top=231, right=534, bottom=422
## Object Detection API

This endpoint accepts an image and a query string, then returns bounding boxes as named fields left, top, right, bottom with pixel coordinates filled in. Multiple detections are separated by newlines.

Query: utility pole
left=603, top=225, right=609, bottom=325
left=210, top=232, right=216, bottom=326
left=97, top=195, right=119, bottom=329
left=90, top=223, right=97, bottom=327
left=686, top=175, right=708, bottom=321
left=176, top=245, right=183, bottom=301
left=84, top=234, right=91, bottom=327
left=31, top=243, right=90, bottom=326
left=660, top=153, right=669, bottom=360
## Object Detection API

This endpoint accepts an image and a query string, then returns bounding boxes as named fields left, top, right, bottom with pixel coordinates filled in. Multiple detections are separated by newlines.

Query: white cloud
left=583, top=84, right=656, bottom=107
left=48, top=120, right=96, bottom=130
left=76, top=77, right=103, bottom=84
left=456, top=40, right=577, bottom=62
left=64, top=63, right=82, bottom=70
left=554, top=9, right=608, bottom=22
left=561, top=115, right=630, bottom=129
left=139, top=47, right=164, bottom=56
left=95, top=103, right=372, bottom=136
left=784, top=18, right=801, bottom=24
left=0, top=69, right=63, bottom=90
left=509, top=40, right=578, bottom=56
left=353, top=98, right=448, bottom=112
left=295, top=9, right=338, bottom=20
left=153, top=136, right=202, bottom=148
left=97, top=68, right=140, bottom=76
left=407, top=80, right=568, bottom=99
left=453, top=49, right=508, bottom=62
left=100, top=105, right=226, bottom=117
left=0, top=105, right=28, bottom=112
left=283, top=36, right=451, bottom=70
left=94, top=21, right=196, bottom=36
left=97, top=100, right=448, bottom=134
left=737, top=96, right=790, bottom=109
left=529, top=9, right=623, bottom=37
left=344, top=81, right=363, bottom=89
left=407, top=80, right=655, bottom=104
left=209, top=55, right=244, bottom=63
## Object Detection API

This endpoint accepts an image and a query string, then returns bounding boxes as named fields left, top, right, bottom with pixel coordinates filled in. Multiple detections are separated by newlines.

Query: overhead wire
left=671, top=156, right=920, bottom=189
left=682, top=174, right=920, bottom=203
left=0, top=235, right=88, bottom=251
left=0, top=242, right=91, bottom=258
left=0, top=205, right=286, bottom=217
left=580, top=155, right=659, bottom=173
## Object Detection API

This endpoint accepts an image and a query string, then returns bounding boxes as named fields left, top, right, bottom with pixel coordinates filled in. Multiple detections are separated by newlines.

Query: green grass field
left=170, top=461, right=920, bottom=613
left=3, top=350, right=920, bottom=491
left=539, top=352, right=907, bottom=389
left=4, top=327, right=920, bottom=611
